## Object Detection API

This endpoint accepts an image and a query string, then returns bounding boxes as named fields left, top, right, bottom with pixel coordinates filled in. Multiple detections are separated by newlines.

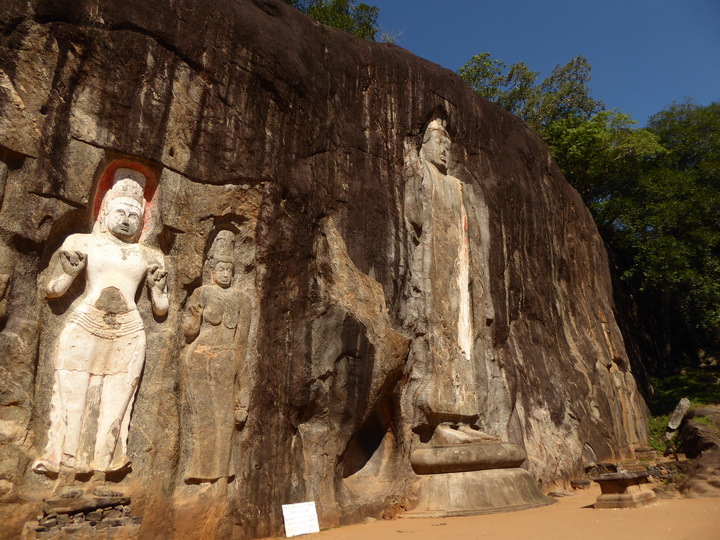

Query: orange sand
left=295, top=486, right=720, bottom=540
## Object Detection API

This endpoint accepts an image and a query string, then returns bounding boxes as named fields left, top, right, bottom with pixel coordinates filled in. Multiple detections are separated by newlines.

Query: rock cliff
left=0, top=0, right=648, bottom=537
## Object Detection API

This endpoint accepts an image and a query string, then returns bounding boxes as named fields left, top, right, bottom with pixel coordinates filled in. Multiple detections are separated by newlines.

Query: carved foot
left=91, top=486, right=124, bottom=498
left=32, top=459, right=59, bottom=476
left=60, top=487, right=84, bottom=499
left=433, top=424, right=500, bottom=445
left=457, top=424, right=501, bottom=442
left=434, top=424, right=473, bottom=444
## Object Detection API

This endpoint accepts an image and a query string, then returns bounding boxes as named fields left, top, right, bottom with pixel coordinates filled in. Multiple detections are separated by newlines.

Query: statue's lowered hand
left=147, top=264, right=168, bottom=290
left=234, top=403, right=248, bottom=428
left=59, top=250, right=86, bottom=276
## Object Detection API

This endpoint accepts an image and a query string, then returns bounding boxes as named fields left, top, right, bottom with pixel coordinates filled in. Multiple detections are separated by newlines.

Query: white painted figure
left=33, top=169, right=168, bottom=478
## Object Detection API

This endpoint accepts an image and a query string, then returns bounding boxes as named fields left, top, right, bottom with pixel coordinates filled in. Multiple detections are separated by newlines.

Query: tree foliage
left=459, top=53, right=720, bottom=329
left=619, top=102, right=720, bottom=327
left=283, top=0, right=380, bottom=41
left=458, top=53, right=603, bottom=133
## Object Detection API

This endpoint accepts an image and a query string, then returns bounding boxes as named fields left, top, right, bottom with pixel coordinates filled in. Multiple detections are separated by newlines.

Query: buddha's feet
left=434, top=424, right=500, bottom=445
left=457, top=424, right=500, bottom=442
left=32, top=459, right=59, bottom=476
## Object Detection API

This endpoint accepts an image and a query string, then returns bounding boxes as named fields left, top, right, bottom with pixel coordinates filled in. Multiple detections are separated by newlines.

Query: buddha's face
left=212, top=262, right=234, bottom=288
left=422, top=129, right=451, bottom=173
left=105, top=200, right=143, bottom=242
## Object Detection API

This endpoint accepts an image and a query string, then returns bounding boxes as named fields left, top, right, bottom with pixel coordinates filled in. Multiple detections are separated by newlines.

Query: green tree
left=545, top=110, right=663, bottom=219
left=457, top=53, right=602, bottom=133
left=284, top=0, right=380, bottom=41
left=622, top=102, right=720, bottom=327
left=459, top=52, right=720, bottom=329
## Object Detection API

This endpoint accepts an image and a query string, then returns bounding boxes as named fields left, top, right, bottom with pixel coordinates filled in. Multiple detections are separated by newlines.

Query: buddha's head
left=421, top=118, right=451, bottom=173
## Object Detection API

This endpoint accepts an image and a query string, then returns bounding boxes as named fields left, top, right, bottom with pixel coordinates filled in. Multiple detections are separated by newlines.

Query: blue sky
left=371, top=0, right=720, bottom=126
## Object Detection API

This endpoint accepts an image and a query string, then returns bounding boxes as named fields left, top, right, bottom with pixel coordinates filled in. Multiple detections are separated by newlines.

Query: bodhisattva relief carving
left=181, top=230, right=251, bottom=491
left=405, top=116, right=497, bottom=445
left=33, top=168, right=168, bottom=489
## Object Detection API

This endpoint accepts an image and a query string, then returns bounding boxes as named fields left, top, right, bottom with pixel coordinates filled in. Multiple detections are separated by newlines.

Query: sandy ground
left=293, top=486, right=720, bottom=540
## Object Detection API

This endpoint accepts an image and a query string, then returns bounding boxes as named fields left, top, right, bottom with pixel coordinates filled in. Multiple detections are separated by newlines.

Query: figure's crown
left=210, top=230, right=235, bottom=263
left=107, top=178, right=145, bottom=207
left=113, top=168, right=147, bottom=189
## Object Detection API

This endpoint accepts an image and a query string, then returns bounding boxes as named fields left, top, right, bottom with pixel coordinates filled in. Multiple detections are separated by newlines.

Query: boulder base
left=405, top=468, right=555, bottom=517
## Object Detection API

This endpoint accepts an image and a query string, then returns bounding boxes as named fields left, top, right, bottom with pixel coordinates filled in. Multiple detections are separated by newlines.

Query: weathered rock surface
left=678, top=406, right=720, bottom=497
left=0, top=0, right=647, bottom=537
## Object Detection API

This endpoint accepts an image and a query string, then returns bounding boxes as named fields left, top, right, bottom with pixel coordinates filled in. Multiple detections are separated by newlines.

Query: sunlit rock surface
left=0, top=0, right=647, bottom=537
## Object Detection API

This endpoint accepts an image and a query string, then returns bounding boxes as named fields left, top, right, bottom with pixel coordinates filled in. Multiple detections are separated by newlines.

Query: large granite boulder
left=0, top=0, right=647, bottom=537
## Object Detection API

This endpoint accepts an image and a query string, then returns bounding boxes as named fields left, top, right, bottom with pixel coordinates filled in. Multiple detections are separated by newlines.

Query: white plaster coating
left=33, top=176, right=168, bottom=476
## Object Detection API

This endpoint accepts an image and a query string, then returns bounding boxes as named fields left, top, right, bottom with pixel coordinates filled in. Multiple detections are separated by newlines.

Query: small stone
left=104, top=509, right=123, bottom=519
left=40, top=517, right=57, bottom=527
left=570, top=479, right=591, bottom=489
left=87, top=510, right=103, bottom=521
left=667, top=398, right=691, bottom=431
left=548, top=489, right=574, bottom=497
left=57, top=514, right=70, bottom=526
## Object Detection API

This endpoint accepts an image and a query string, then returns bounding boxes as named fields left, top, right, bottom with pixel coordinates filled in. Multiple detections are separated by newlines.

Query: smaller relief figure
left=181, top=230, right=251, bottom=492
left=33, top=168, right=168, bottom=493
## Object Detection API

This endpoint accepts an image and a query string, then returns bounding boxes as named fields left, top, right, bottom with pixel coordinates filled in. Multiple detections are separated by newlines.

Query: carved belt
left=69, top=304, right=144, bottom=340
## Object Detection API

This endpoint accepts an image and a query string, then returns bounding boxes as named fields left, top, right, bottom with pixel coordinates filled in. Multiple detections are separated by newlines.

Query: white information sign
left=282, top=501, right=320, bottom=537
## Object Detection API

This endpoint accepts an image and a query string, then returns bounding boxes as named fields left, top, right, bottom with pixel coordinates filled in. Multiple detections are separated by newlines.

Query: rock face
left=0, top=0, right=647, bottom=537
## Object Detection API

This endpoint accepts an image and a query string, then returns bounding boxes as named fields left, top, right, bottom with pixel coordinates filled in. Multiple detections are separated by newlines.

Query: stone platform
left=405, top=442, right=554, bottom=517
left=591, top=471, right=657, bottom=509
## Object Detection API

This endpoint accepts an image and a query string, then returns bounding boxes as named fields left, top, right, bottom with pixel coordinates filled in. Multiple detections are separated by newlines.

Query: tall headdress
left=209, top=230, right=235, bottom=265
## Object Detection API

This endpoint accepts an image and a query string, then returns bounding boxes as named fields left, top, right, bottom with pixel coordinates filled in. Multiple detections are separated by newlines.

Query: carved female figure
left=181, top=230, right=250, bottom=486
left=33, top=169, right=168, bottom=478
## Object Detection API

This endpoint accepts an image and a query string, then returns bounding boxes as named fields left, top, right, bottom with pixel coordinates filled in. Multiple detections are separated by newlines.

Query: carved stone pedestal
left=591, top=471, right=657, bottom=509
left=405, top=442, right=554, bottom=517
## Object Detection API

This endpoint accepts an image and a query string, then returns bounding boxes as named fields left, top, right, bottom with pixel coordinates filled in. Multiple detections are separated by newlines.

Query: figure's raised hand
left=147, top=264, right=168, bottom=290
left=59, top=250, right=86, bottom=276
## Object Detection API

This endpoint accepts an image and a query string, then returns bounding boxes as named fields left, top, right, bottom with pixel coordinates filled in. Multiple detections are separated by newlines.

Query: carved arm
left=47, top=250, right=86, bottom=298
